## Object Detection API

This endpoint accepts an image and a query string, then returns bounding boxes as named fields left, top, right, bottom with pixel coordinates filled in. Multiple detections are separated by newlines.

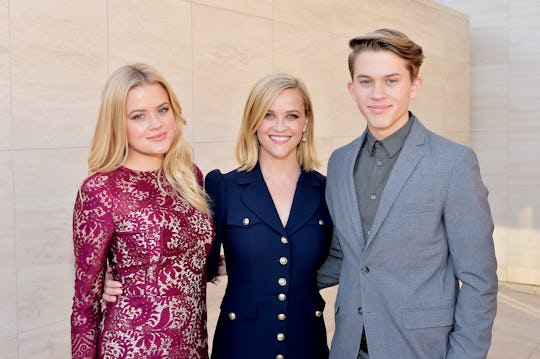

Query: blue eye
left=131, top=114, right=144, bottom=120
left=287, top=114, right=299, bottom=120
left=359, top=80, right=371, bottom=86
left=387, top=78, right=398, bottom=85
left=159, top=107, right=169, bottom=113
left=264, top=113, right=274, bottom=119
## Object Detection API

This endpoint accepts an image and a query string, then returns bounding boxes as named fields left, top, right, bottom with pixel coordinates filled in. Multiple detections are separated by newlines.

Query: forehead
left=126, top=83, right=168, bottom=105
left=353, top=49, right=409, bottom=77
left=269, top=88, right=304, bottom=108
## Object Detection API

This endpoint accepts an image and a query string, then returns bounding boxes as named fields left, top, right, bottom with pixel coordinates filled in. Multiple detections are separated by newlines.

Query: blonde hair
left=88, top=63, right=209, bottom=213
left=236, top=73, right=320, bottom=172
left=348, top=28, right=425, bottom=81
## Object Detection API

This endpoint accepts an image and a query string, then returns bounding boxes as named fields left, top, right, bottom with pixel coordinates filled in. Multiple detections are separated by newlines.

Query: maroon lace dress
left=71, top=166, right=215, bottom=359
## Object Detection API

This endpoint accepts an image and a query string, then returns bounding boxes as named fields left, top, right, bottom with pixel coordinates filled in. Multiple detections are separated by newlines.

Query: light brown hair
left=348, top=28, right=425, bottom=80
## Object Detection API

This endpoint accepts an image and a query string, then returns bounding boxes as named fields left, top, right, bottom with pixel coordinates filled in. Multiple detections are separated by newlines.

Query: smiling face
left=124, top=83, right=176, bottom=170
left=256, top=88, right=308, bottom=165
left=348, top=49, right=422, bottom=140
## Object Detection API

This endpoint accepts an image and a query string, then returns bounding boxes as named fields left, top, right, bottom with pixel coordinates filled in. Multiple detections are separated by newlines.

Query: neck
left=258, top=156, right=301, bottom=180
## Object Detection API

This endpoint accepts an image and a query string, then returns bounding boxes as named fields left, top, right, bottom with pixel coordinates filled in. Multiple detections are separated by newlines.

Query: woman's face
left=256, top=88, right=308, bottom=165
left=124, top=83, right=176, bottom=170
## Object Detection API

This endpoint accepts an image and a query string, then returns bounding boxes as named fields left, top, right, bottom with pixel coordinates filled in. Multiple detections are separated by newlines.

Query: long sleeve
left=205, top=169, right=226, bottom=281
left=71, top=180, right=114, bottom=359
left=445, top=149, right=498, bottom=359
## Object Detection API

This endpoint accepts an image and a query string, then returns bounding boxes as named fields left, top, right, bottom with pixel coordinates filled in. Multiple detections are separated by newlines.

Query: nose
left=273, top=117, right=287, bottom=131
left=371, top=81, right=386, bottom=99
left=149, top=112, right=164, bottom=129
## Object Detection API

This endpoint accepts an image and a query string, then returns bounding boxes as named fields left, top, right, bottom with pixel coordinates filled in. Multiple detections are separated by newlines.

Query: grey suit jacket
left=318, top=116, right=498, bottom=359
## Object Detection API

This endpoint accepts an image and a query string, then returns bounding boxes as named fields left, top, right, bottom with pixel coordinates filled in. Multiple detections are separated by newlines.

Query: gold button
left=228, top=312, right=236, bottom=320
left=278, top=293, right=286, bottom=301
left=242, top=217, right=249, bottom=225
left=278, top=278, right=287, bottom=286
left=280, top=236, right=288, bottom=244
left=276, top=355, right=284, bottom=359
left=279, top=257, right=288, bottom=265
left=318, top=219, right=325, bottom=225
left=277, top=333, right=285, bottom=341
left=277, top=313, right=286, bottom=321
left=315, top=310, right=322, bottom=317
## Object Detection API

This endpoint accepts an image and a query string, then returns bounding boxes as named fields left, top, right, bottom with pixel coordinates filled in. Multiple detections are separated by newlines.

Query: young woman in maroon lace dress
left=71, top=63, right=215, bottom=359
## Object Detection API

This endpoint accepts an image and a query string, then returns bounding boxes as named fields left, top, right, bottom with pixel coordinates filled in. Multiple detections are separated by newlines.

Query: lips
left=368, top=105, right=391, bottom=114
left=148, top=132, right=167, bottom=141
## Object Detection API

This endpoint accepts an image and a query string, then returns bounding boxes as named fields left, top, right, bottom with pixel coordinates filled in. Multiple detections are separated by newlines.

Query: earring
left=302, top=133, right=307, bottom=142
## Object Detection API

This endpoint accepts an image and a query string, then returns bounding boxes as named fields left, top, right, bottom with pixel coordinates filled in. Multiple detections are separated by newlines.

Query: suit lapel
left=285, top=172, right=322, bottom=235
left=365, top=120, right=426, bottom=248
left=238, top=165, right=285, bottom=235
left=341, top=134, right=368, bottom=249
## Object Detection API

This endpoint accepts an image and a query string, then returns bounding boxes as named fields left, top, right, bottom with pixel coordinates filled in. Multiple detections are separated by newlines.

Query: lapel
left=237, top=165, right=323, bottom=236
left=285, top=171, right=323, bottom=236
left=340, top=133, right=368, bottom=251
left=364, top=118, right=427, bottom=249
left=237, top=165, right=285, bottom=235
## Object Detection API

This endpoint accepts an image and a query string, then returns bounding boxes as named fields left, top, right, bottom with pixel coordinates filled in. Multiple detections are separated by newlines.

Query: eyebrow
left=127, top=102, right=170, bottom=117
left=356, top=72, right=401, bottom=79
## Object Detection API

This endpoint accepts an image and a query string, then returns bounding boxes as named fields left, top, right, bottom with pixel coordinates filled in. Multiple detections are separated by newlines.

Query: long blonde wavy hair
left=88, top=63, right=209, bottom=213
left=235, top=72, right=320, bottom=172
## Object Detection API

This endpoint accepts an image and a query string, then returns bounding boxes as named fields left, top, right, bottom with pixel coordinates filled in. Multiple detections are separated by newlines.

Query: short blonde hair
left=236, top=73, right=320, bottom=172
left=88, top=63, right=208, bottom=212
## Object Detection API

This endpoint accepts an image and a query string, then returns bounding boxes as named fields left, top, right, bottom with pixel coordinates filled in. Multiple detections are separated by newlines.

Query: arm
left=317, top=229, right=343, bottom=289
left=71, top=183, right=114, bottom=358
left=205, top=169, right=226, bottom=282
left=445, top=149, right=498, bottom=359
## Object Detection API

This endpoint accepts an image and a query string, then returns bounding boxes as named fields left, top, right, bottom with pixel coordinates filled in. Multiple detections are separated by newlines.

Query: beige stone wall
left=0, top=0, right=470, bottom=357
left=434, top=0, right=540, bottom=287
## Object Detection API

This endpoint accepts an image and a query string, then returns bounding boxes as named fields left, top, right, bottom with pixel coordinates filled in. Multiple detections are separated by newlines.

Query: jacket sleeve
left=317, top=229, right=342, bottom=289
left=205, top=169, right=226, bottom=281
left=71, top=181, right=114, bottom=359
left=445, top=148, right=498, bottom=359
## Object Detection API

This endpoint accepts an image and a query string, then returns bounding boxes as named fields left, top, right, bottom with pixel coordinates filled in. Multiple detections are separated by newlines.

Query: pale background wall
left=433, top=0, right=540, bottom=297
left=2, top=0, right=529, bottom=357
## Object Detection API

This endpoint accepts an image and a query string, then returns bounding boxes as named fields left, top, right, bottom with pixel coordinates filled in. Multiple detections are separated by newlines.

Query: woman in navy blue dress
left=206, top=73, right=332, bottom=359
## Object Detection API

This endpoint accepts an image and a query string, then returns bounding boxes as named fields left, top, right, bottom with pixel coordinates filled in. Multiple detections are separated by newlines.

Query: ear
left=410, top=76, right=423, bottom=99
left=347, top=81, right=357, bottom=102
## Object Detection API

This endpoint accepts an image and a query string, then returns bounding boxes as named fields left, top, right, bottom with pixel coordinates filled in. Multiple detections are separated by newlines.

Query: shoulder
left=192, top=163, right=204, bottom=186
left=303, top=169, right=327, bottom=186
left=79, top=168, right=122, bottom=195
left=423, top=129, right=474, bottom=161
left=205, top=167, right=241, bottom=186
left=329, top=136, right=363, bottom=162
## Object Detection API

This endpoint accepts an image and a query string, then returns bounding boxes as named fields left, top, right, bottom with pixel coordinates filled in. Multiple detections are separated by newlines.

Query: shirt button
left=280, top=236, right=288, bottom=244
left=370, top=194, right=377, bottom=200
left=277, top=333, right=285, bottom=341
left=279, top=257, right=288, bottom=265
left=242, top=217, right=249, bottom=225
left=276, top=355, right=284, bottom=359
left=318, top=219, right=325, bottom=225
left=377, top=160, right=383, bottom=166
left=278, top=278, right=287, bottom=286
left=361, top=266, right=370, bottom=274
left=277, top=313, right=286, bottom=320
left=357, top=307, right=363, bottom=315
left=228, top=312, right=236, bottom=320
left=278, top=293, right=287, bottom=301
left=315, top=310, right=323, bottom=317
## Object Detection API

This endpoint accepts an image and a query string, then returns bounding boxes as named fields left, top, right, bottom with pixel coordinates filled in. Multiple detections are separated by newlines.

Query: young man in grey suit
left=318, top=28, right=498, bottom=359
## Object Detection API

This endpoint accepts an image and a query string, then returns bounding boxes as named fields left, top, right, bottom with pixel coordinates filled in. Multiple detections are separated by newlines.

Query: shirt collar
left=366, top=113, right=414, bottom=158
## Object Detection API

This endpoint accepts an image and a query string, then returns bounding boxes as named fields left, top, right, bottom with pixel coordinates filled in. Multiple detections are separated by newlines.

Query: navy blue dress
left=206, top=164, right=332, bottom=359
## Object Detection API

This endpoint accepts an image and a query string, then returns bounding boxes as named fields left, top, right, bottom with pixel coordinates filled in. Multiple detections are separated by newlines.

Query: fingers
left=105, top=278, right=123, bottom=289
